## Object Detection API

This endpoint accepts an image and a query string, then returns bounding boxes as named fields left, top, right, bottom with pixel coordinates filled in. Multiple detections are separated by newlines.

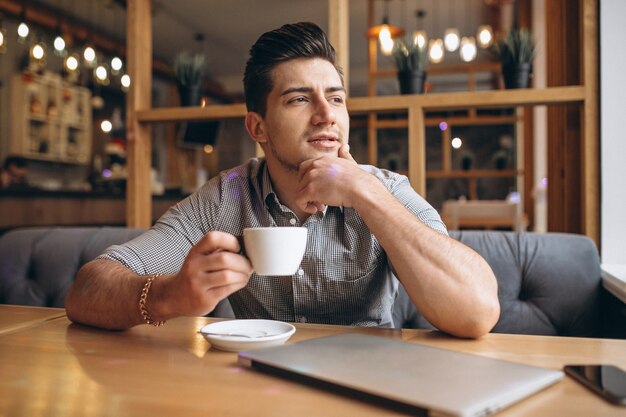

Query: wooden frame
left=126, top=0, right=598, bottom=244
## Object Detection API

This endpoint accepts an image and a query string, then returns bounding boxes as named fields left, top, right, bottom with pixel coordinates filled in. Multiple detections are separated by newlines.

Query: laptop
left=238, top=333, right=563, bottom=417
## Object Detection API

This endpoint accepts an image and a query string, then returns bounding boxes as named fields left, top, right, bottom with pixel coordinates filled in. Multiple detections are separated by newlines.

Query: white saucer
left=199, top=319, right=296, bottom=352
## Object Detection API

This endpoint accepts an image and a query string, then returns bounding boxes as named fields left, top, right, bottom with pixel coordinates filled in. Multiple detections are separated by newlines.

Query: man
left=0, top=156, right=28, bottom=188
left=66, top=22, right=499, bottom=338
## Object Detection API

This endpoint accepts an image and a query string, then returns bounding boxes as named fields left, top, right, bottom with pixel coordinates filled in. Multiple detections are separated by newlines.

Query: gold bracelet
left=139, top=274, right=165, bottom=327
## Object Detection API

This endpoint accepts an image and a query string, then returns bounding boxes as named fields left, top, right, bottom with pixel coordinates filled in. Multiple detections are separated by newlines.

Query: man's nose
left=311, top=98, right=337, bottom=126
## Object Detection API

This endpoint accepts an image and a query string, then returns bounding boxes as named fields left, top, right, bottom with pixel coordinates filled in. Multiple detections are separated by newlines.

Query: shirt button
left=300, top=317, right=307, bottom=323
left=297, top=268, right=304, bottom=276
left=289, top=218, right=297, bottom=225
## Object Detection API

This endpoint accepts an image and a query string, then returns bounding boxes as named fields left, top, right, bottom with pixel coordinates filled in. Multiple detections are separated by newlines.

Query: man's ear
left=245, top=112, right=267, bottom=144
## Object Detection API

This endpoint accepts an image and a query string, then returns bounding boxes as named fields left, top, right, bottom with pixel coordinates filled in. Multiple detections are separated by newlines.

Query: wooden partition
left=126, top=0, right=599, bottom=244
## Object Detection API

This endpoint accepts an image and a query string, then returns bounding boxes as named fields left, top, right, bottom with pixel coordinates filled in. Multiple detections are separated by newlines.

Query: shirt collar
left=256, top=158, right=334, bottom=217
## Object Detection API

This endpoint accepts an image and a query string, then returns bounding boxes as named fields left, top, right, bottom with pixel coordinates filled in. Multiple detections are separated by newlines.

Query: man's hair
left=3, top=156, right=27, bottom=170
left=243, top=22, right=343, bottom=116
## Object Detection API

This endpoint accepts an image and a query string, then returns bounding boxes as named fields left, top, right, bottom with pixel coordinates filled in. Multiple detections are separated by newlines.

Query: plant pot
left=461, top=155, right=474, bottom=171
left=178, top=84, right=202, bottom=106
left=502, top=63, right=532, bottom=89
left=177, top=83, right=219, bottom=146
left=397, top=70, right=426, bottom=95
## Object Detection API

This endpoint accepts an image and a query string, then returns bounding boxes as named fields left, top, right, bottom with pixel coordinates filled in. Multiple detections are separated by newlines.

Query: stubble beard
left=265, top=134, right=303, bottom=173
left=265, top=131, right=345, bottom=173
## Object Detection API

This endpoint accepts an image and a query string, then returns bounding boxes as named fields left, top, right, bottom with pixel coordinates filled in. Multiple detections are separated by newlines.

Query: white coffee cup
left=243, top=227, right=308, bottom=276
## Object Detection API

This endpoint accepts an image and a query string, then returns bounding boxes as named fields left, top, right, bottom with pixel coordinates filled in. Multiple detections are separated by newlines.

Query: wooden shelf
left=135, top=87, right=585, bottom=124
left=347, top=86, right=586, bottom=113
left=427, top=170, right=521, bottom=179
left=137, top=103, right=247, bottom=123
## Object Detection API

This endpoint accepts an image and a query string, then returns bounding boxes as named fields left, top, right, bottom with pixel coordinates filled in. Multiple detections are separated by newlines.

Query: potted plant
left=492, top=29, right=536, bottom=89
left=391, top=36, right=428, bottom=95
left=173, top=51, right=207, bottom=106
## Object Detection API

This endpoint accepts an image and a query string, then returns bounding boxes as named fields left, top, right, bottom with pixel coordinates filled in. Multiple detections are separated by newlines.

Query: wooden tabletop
left=0, top=304, right=66, bottom=335
left=0, top=306, right=625, bottom=417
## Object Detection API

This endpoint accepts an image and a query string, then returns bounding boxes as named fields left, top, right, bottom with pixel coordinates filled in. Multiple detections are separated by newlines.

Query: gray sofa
left=0, top=226, right=616, bottom=337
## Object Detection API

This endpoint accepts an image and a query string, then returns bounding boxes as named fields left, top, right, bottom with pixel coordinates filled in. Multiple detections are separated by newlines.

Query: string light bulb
left=0, top=26, right=6, bottom=54
left=17, top=8, right=29, bottom=43
left=477, top=25, right=494, bottom=48
left=111, top=56, right=123, bottom=73
left=460, top=36, right=477, bottom=62
left=95, top=64, right=109, bottom=84
left=101, top=120, right=112, bottom=133
left=412, top=9, right=427, bottom=49
left=30, top=43, right=45, bottom=60
left=444, top=28, right=460, bottom=52
left=429, top=38, right=444, bottom=63
left=64, top=53, right=79, bottom=72
left=121, top=74, right=131, bottom=92
left=83, top=45, right=96, bottom=67
left=53, top=26, right=66, bottom=56
left=17, top=22, right=29, bottom=42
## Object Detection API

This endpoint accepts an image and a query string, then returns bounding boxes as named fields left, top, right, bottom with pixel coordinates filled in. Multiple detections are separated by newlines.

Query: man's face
left=257, top=57, right=349, bottom=172
left=7, top=164, right=27, bottom=184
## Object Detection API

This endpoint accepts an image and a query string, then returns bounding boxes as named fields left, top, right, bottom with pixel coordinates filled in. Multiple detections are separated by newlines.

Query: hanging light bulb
left=460, top=36, right=477, bottom=62
left=378, top=24, right=394, bottom=56
left=110, top=56, right=123, bottom=74
left=53, top=26, right=66, bottom=56
left=83, top=45, right=96, bottom=67
left=412, top=9, right=427, bottom=49
left=101, top=120, right=113, bottom=133
left=95, top=64, right=109, bottom=85
left=413, top=30, right=427, bottom=49
left=429, top=38, right=444, bottom=64
left=477, top=25, right=494, bottom=48
left=30, top=43, right=45, bottom=60
left=444, top=28, right=460, bottom=52
left=53, top=35, right=65, bottom=53
left=121, top=74, right=131, bottom=92
left=0, top=24, right=6, bottom=54
left=65, top=53, right=79, bottom=72
left=366, top=0, right=403, bottom=56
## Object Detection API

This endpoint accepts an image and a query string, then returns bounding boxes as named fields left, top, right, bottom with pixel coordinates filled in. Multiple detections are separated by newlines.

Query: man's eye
left=329, top=96, right=345, bottom=104
left=289, top=97, right=308, bottom=104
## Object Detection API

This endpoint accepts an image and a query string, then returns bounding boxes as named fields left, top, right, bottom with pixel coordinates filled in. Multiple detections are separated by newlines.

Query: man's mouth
left=308, top=133, right=340, bottom=144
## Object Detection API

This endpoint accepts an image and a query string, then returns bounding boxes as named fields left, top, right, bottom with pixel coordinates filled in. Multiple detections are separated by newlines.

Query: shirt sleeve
left=365, top=165, right=449, bottom=236
left=98, top=178, right=225, bottom=275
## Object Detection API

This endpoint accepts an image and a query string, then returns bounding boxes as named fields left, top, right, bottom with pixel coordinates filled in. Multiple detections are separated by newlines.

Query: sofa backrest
left=393, top=230, right=603, bottom=337
left=0, top=227, right=602, bottom=337
left=0, top=227, right=145, bottom=307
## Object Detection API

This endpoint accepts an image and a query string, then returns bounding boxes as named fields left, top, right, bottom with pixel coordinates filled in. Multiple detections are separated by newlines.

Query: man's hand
left=167, top=231, right=252, bottom=317
left=295, top=144, right=380, bottom=214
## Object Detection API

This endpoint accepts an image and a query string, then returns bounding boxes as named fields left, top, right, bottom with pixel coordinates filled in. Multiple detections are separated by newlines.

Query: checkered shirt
left=100, top=158, right=447, bottom=327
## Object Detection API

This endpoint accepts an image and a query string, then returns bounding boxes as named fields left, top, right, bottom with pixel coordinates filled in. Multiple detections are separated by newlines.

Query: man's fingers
left=339, top=143, right=356, bottom=162
left=192, top=231, right=241, bottom=255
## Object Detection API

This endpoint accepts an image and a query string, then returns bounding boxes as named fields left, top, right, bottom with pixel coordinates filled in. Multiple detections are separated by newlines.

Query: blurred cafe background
left=0, top=0, right=622, bottom=264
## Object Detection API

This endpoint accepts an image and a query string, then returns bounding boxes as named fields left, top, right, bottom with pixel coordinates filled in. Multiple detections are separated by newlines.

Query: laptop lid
left=238, top=333, right=563, bottom=417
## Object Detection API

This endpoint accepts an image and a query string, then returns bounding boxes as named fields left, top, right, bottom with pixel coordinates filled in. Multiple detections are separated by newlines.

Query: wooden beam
left=328, top=0, right=349, bottom=95
left=126, top=0, right=152, bottom=228
left=408, top=105, right=425, bottom=195
left=137, top=103, right=247, bottom=123
left=583, top=0, right=600, bottom=244
left=347, top=86, right=586, bottom=113
left=136, top=87, right=586, bottom=125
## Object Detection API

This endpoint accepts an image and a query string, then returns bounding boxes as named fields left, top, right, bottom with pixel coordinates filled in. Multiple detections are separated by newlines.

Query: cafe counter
left=0, top=188, right=187, bottom=231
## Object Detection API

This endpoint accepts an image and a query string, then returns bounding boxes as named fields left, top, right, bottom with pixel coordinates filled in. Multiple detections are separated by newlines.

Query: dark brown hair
left=243, top=22, right=343, bottom=116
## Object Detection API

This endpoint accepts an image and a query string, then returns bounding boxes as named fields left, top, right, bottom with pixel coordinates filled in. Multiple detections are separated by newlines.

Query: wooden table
left=0, top=305, right=66, bottom=335
left=0, top=306, right=625, bottom=417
